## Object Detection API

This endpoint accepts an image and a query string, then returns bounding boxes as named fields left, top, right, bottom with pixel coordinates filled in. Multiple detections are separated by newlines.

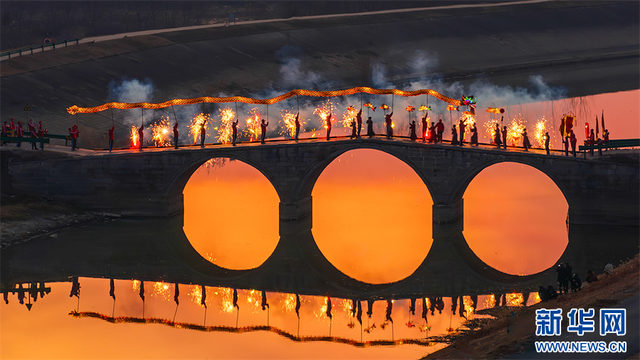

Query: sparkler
left=534, top=118, right=548, bottom=147
left=130, top=125, right=139, bottom=148
left=216, top=107, right=235, bottom=144
left=484, top=118, right=501, bottom=144
left=152, top=282, right=172, bottom=301
left=150, top=117, right=171, bottom=147
left=507, top=117, right=526, bottom=146
left=459, top=113, right=476, bottom=140
left=189, top=113, right=212, bottom=144
left=244, top=107, right=262, bottom=141
left=313, top=100, right=334, bottom=129
left=463, top=296, right=475, bottom=318
left=279, top=110, right=298, bottom=138
left=342, top=105, right=358, bottom=128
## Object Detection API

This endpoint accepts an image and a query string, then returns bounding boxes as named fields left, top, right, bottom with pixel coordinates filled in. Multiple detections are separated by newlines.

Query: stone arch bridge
left=7, top=139, right=639, bottom=296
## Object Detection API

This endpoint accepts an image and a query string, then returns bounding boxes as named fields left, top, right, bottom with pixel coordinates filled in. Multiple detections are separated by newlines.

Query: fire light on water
left=151, top=117, right=170, bottom=147
left=505, top=293, right=524, bottom=306
left=217, top=287, right=235, bottom=313
left=216, top=107, right=235, bottom=144
left=314, top=100, right=334, bottom=129
left=534, top=118, right=548, bottom=147
left=463, top=296, right=475, bottom=318
left=152, top=282, right=172, bottom=301
left=341, top=105, right=358, bottom=128
left=483, top=294, right=496, bottom=309
left=189, top=113, right=212, bottom=144
left=280, top=293, right=298, bottom=313
left=189, top=285, right=205, bottom=307
left=132, top=280, right=141, bottom=291
left=314, top=297, right=330, bottom=319
left=245, top=290, right=261, bottom=312
left=244, top=107, right=262, bottom=141
left=507, top=117, right=526, bottom=146
left=130, top=125, right=140, bottom=148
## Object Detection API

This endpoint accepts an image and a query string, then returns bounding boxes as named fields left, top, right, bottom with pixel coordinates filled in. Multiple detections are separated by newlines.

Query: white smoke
left=108, top=78, right=154, bottom=103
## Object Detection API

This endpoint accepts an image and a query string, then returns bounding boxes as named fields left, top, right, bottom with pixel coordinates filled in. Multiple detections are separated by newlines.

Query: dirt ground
left=424, top=255, right=640, bottom=359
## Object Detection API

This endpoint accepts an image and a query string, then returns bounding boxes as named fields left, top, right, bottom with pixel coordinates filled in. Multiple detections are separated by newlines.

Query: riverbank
left=425, top=254, right=640, bottom=359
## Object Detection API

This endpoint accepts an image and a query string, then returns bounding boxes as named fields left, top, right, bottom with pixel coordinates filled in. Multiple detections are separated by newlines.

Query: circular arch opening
left=182, top=158, right=279, bottom=270
left=312, top=149, right=433, bottom=284
left=463, top=162, right=568, bottom=275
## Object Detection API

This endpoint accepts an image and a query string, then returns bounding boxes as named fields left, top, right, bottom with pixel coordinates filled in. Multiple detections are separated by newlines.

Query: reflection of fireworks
left=216, top=287, right=234, bottom=313
left=216, top=108, right=235, bottom=144
left=152, top=282, right=172, bottom=301
left=340, top=299, right=353, bottom=317
left=531, top=292, right=541, bottom=305
left=189, top=113, right=212, bottom=144
left=130, top=125, right=139, bottom=147
left=244, top=108, right=262, bottom=141
left=279, top=109, right=299, bottom=138
left=341, top=105, right=358, bottom=128
left=189, top=285, right=204, bottom=307
left=483, top=294, right=496, bottom=309
left=484, top=119, right=500, bottom=144
left=506, top=293, right=524, bottom=306
left=507, top=117, right=526, bottom=146
left=313, top=100, right=334, bottom=129
left=151, top=117, right=170, bottom=147
left=534, top=118, right=547, bottom=147
left=245, top=290, right=261, bottom=313
left=132, top=280, right=141, bottom=291
left=281, top=293, right=297, bottom=313
left=463, top=296, right=475, bottom=318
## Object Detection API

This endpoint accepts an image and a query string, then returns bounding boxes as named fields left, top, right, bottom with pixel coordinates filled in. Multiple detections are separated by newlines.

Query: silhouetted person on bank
left=261, top=118, right=269, bottom=144
left=173, top=122, right=179, bottom=149
left=356, top=109, right=363, bottom=138
left=501, top=126, right=507, bottom=149
left=108, top=126, right=114, bottom=152
left=556, top=263, right=566, bottom=293
left=570, top=130, right=577, bottom=157
left=325, top=113, right=332, bottom=141
left=451, top=125, right=458, bottom=145
left=409, top=120, right=417, bottom=141
left=366, top=117, right=374, bottom=137
left=522, top=128, right=531, bottom=151
left=458, top=119, right=465, bottom=146
left=563, top=263, right=573, bottom=292
left=494, top=122, right=502, bottom=147
left=294, top=113, right=300, bottom=141
left=421, top=114, right=428, bottom=142
left=544, top=132, right=550, bottom=154
left=138, top=124, right=144, bottom=151
left=586, top=270, right=598, bottom=283
left=199, top=120, right=206, bottom=148
left=570, top=274, right=582, bottom=292
left=547, top=285, right=558, bottom=299
left=470, top=123, right=478, bottom=146
left=538, top=285, right=550, bottom=302
left=232, top=119, right=239, bottom=146
left=436, top=119, right=445, bottom=142
left=385, top=112, right=394, bottom=139
left=350, top=120, right=357, bottom=139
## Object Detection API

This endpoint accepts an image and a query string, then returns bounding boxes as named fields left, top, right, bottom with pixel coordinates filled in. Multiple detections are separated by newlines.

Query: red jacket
left=436, top=121, right=445, bottom=132
left=108, top=127, right=114, bottom=140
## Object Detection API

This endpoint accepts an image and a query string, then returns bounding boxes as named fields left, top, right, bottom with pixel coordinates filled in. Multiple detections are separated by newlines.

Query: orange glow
left=130, top=125, right=139, bottom=147
left=463, top=162, right=568, bottom=275
left=215, top=107, right=235, bottom=144
left=244, top=107, right=262, bottom=141
left=189, top=113, right=211, bottom=144
left=312, top=149, right=433, bottom=284
left=182, top=159, right=279, bottom=270
left=151, top=117, right=170, bottom=147
left=534, top=118, right=547, bottom=147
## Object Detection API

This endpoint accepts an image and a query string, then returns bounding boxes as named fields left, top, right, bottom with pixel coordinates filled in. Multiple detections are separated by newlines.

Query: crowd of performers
left=1, top=118, right=49, bottom=150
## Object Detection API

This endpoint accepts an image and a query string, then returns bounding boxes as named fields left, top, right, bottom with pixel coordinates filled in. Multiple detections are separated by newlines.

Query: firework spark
left=216, top=107, right=235, bottom=144
left=130, top=125, right=139, bottom=148
left=534, top=118, right=548, bottom=147
left=151, top=117, right=170, bottom=147
left=484, top=118, right=501, bottom=144
left=244, top=108, right=262, bottom=141
left=314, top=100, right=334, bottom=129
left=341, top=105, right=358, bottom=128
left=279, top=109, right=301, bottom=138
left=507, top=117, right=526, bottom=146
left=189, top=113, right=212, bottom=144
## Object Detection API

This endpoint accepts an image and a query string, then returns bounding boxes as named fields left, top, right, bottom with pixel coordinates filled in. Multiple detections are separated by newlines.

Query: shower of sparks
left=130, top=125, right=140, bottom=147
left=152, top=282, right=172, bottom=301
left=459, top=113, right=476, bottom=140
left=483, top=294, right=496, bottom=309
left=279, top=109, right=301, bottom=138
left=313, top=100, right=334, bottom=129
left=507, top=117, right=526, bottom=146
left=463, top=296, right=475, bottom=318
left=216, top=107, right=235, bottom=144
left=505, top=293, right=524, bottom=306
left=534, top=118, right=548, bottom=147
left=341, top=105, right=358, bottom=128
left=151, top=117, right=171, bottom=147
left=189, top=113, right=212, bottom=144
left=244, top=107, right=262, bottom=141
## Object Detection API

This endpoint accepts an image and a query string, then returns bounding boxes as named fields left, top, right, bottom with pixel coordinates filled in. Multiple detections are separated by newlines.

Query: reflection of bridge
left=5, top=140, right=639, bottom=295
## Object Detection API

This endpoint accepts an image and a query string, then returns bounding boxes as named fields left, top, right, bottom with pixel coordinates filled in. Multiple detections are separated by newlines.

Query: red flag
left=565, top=115, right=574, bottom=135
left=595, top=115, right=599, bottom=138
left=559, top=117, right=565, bottom=137
left=601, top=110, right=605, bottom=134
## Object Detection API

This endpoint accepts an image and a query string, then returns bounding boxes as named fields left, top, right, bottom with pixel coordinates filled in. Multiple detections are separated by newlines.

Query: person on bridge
left=294, top=113, right=300, bottom=141
left=15, top=122, right=24, bottom=147
left=261, top=118, right=269, bottom=144
left=470, top=123, right=478, bottom=146
left=409, top=120, right=417, bottom=141
left=138, top=124, right=144, bottom=151
left=1, top=121, right=7, bottom=145
left=450, top=124, right=458, bottom=145
left=458, top=119, right=465, bottom=146
left=589, top=128, right=595, bottom=155
left=324, top=113, right=331, bottom=141
left=436, top=119, right=445, bottom=142
left=173, top=122, right=179, bottom=149
left=69, top=125, right=79, bottom=151
left=8, top=118, right=16, bottom=137
left=585, top=269, right=598, bottom=283
left=501, top=126, right=507, bottom=149
left=28, top=119, right=36, bottom=135
left=429, top=122, right=437, bottom=143
left=603, top=129, right=609, bottom=150
left=37, top=121, right=47, bottom=150
left=366, top=116, right=374, bottom=137
left=350, top=119, right=357, bottom=139
left=494, top=122, right=502, bottom=147
left=543, top=131, right=550, bottom=154
left=199, top=120, right=206, bottom=148
left=385, top=112, right=393, bottom=139
left=232, top=119, right=239, bottom=146
left=522, top=128, right=531, bottom=151
left=30, top=123, right=38, bottom=150
left=570, top=273, right=582, bottom=292
left=356, top=109, right=363, bottom=138
left=108, top=126, right=114, bottom=152
left=569, top=129, right=577, bottom=157
left=421, top=114, right=428, bottom=142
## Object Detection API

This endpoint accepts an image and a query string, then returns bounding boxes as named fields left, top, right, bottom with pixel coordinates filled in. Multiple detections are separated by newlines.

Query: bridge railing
left=1, top=39, right=80, bottom=61
left=579, top=138, right=640, bottom=158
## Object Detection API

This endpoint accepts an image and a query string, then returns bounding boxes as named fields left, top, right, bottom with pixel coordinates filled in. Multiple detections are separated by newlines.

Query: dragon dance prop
left=66, top=87, right=464, bottom=115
